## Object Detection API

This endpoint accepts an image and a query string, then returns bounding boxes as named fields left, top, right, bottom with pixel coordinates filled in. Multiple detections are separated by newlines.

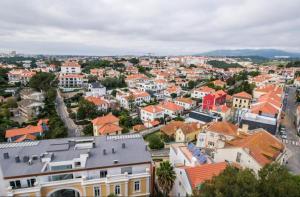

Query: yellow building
left=0, top=135, right=153, bottom=197
left=232, top=91, right=252, bottom=109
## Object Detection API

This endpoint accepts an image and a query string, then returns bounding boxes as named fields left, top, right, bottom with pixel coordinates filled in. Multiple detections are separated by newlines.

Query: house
left=90, top=68, right=105, bottom=79
left=8, top=69, right=36, bottom=85
left=92, top=114, right=122, bottom=136
left=160, top=121, right=202, bottom=142
left=175, top=97, right=196, bottom=110
left=232, top=91, right=252, bottom=109
left=17, top=99, right=45, bottom=120
left=196, top=121, right=238, bottom=149
left=164, top=86, right=182, bottom=99
left=0, top=135, right=153, bottom=197
left=214, top=129, right=285, bottom=173
left=202, top=90, right=227, bottom=110
left=294, top=77, right=300, bottom=88
left=212, top=79, right=226, bottom=88
left=140, top=105, right=164, bottom=122
left=252, top=84, right=283, bottom=99
left=248, top=74, right=273, bottom=87
left=20, top=88, right=45, bottom=102
left=191, top=86, right=215, bottom=99
left=116, top=90, right=151, bottom=109
left=5, top=119, right=48, bottom=142
left=85, top=96, right=109, bottom=112
left=172, top=162, right=228, bottom=196
left=86, top=82, right=106, bottom=97
left=158, top=101, right=184, bottom=118
left=60, top=60, right=81, bottom=74
left=125, top=74, right=149, bottom=88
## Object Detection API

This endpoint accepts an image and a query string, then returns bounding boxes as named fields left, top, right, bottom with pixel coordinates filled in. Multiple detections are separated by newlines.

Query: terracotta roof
left=14, top=134, right=37, bottom=142
left=233, top=91, right=252, bottom=99
left=133, top=124, right=147, bottom=132
left=125, top=74, right=148, bottom=80
left=185, top=162, right=228, bottom=188
left=175, top=97, right=194, bottom=105
left=59, top=74, right=85, bottom=78
left=214, top=90, right=227, bottom=97
left=160, top=121, right=184, bottom=136
left=254, top=85, right=283, bottom=95
left=158, top=101, right=184, bottom=112
left=195, top=86, right=215, bottom=93
left=62, top=61, right=80, bottom=67
left=98, top=124, right=122, bottom=135
left=5, top=125, right=43, bottom=138
left=250, top=102, right=279, bottom=115
left=227, top=130, right=284, bottom=166
left=92, top=114, right=119, bottom=126
left=85, top=96, right=108, bottom=106
left=206, top=121, right=238, bottom=136
left=142, top=105, right=164, bottom=113
left=37, top=119, right=49, bottom=126
left=213, top=80, right=226, bottom=87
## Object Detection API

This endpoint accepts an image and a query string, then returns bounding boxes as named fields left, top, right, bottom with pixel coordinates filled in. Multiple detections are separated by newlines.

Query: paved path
left=55, top=89, right=81, bottom=137
left=282, top=87, right=300, bottom=174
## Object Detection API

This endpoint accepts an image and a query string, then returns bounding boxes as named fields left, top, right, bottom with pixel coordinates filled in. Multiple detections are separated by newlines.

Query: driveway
left=55, top=89, right=81, bottom=137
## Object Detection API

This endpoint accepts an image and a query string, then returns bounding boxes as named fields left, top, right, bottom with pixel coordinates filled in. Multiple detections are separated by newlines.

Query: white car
left=281, top=134, right=287, bottom=139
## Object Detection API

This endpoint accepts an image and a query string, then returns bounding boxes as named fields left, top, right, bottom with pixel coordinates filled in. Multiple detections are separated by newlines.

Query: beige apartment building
left=0, top=135, right=153, bottom=197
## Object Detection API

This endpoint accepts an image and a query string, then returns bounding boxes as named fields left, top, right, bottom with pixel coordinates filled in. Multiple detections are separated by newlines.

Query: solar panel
left=187, top=143, right=195, bottom=152
left=0, top=141, right=39, bottom=149
left=106, top=134, right=141, bottom=141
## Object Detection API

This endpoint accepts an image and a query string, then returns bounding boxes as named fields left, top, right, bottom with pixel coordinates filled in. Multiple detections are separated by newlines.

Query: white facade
left=140, top=109, right=164, bottom=122
left=61, top=65, right=81, bottom=74
left=86, top=84, right=106, bottom=97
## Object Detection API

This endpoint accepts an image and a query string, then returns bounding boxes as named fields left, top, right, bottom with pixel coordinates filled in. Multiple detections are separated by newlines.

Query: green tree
left=156, top=161, right=176, bottom=197
left=83, top=123, right=93, bottom=136
left=171, top=93, right=177, bottom=100
left=148, top=134, right=164, bottom=150
left=28, top=72, right=56, bottom=91
left=77, top=99, right=99, bottom=120
left=129, top=58, right=139, bottom=65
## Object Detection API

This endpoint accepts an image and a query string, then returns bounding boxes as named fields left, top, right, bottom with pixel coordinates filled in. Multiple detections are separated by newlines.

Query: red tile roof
left=158, top=101, right=184, bottom=112
left=142, top=105, right=164, bottom=113
left=98, top=124, right=122, bottom=135
left=92, top=114, right=119, bottom=126
left=85, top=96, right=108, bottom=106
left=185, top=162, right=228, bottom=188
left=233, top=91, right=252, bottom=99
left=206, top=121, right=238, bottom=136
left=5, top=125, right=43, bottom=138
left=227, top=130, right=284, bottom=166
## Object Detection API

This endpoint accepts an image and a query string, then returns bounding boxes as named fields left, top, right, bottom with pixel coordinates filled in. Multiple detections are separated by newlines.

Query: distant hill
left=197, top=49, right=300, bottom=58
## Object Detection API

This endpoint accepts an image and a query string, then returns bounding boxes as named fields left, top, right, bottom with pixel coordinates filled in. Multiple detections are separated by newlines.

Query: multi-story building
left=0, top=135, right=153, bottom=196
left=116, top=90, right=151, bottom=110
left=140, top=105, right=164, bottom=122
left=20, top=88, right=45, bottom=102
left=191, top=86, right=215, bottom=100
left=232, top=91, right=252, bottom=109
left=17, top=99, right=45, bottom=120
left=202, top=90, right=227, bottom=111
left=92, top=114, right=122, bottom=136
left=174, top=97, right=196, bottom=110
left=8, top=69, right=36, bottom=85
left=59, top=61, right=87, bottom=90
left=86, top=82, right=106, bottom=97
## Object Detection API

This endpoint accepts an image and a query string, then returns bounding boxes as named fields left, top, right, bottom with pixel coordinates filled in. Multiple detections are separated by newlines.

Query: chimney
left=122, top=143, right=126, bottom=149
left=3, top=152, right=9, bottom=159
left=23, top=156, right=29, bottom=163
left=112, top=148, right=116, bottom=154
left=145, top=145, right=148, bottom=151
left=15, top=155, right=20, bottom=163
left=103, top=149, right=106, bottom=155
left=113, top=160, right=118, bottom=164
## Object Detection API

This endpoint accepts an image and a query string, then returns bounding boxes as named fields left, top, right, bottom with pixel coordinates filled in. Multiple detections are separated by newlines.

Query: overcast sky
left=0, top=0, right=299, bottom=56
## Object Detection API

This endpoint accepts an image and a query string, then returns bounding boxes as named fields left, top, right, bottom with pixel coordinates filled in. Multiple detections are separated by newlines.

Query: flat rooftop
left=0, top=134, right=152, bottom=178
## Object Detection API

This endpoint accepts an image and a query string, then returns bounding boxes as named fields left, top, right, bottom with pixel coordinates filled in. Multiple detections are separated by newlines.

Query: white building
left=140, top=105, right=164, bottom=122
left=191, top=86, right=215, bottom=99
left=86, top=82, right=106, bottom=97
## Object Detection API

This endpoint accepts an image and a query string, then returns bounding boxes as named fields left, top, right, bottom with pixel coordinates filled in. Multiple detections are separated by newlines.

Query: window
left=134, top=181, right=140, bottom=192
left=100, top=170, right=107, bottom=178
left=115, top=185, right=121, bottom=195
left=27, top=178, right=36, bottom=187
left=94, top=186, right=100, bottom=197
left=236, top=152, right=242, bottom=163
left=75, top=162, right=81, bottom=167
left=9, top=180, right=21, bottom=189
left=121, top=167, right=132, bottom=174
left=51, top=164, right=72, bottom=171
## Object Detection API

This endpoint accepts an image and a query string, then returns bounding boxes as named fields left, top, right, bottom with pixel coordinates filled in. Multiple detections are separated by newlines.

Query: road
left=282, top=86, right=300, bottom=174
left=55, top=89, right=81, bottom=137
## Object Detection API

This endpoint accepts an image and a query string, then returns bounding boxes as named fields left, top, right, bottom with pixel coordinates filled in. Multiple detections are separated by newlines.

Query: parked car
left=281, top=134, right=287, bottom=139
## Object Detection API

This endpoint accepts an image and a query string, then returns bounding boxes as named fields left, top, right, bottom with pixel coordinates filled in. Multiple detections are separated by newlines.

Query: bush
left=148, top=135, right=164, bottom=150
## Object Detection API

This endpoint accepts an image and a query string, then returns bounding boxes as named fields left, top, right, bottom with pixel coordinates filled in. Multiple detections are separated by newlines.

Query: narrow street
left=282, top=86, right=300, bottom=174
left=55, top=89, right=81, bottom=137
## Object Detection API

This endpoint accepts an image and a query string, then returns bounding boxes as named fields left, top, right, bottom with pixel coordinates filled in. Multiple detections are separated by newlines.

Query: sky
left=0, top=0, right=299, bottom=56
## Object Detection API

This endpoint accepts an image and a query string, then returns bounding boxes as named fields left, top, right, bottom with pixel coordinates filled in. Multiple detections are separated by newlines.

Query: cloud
left=0, top=0, right=299, bottom=55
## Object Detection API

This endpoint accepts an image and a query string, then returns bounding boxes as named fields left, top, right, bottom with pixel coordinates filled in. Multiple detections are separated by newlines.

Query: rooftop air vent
left=15, top=155, right=20, bottom=163
left=112, top=148, right=116, bottom=154
left=23, top=156, right=29, bottom=163
left=103, top=149, right=106, bottom=155
left=3, top=152, right=9, bottom=159
left=113, top=160, right=118, bottom=164
left=122, top=143, right=125, bottom=149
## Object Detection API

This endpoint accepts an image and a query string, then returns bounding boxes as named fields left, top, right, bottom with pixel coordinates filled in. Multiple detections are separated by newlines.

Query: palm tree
left=156, top=161, right=176, bottom=197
